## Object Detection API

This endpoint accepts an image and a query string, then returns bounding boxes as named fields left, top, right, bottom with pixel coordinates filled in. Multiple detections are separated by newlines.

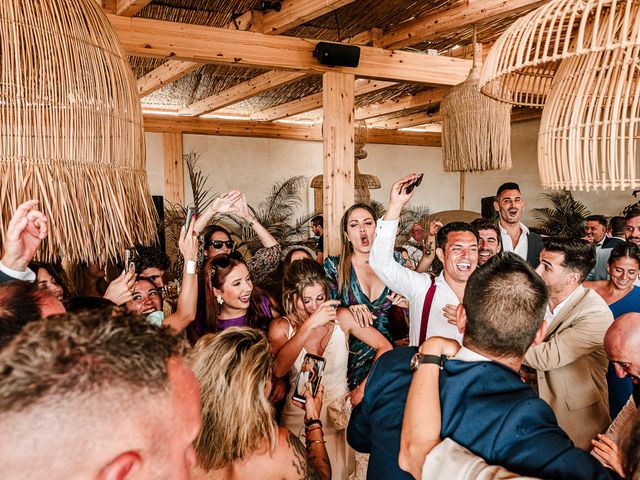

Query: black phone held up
left=292, top=353, right=326, bottom=404
left=184, top=207, right=195, bottom=231
left=404, top=173, right=424, bottom=194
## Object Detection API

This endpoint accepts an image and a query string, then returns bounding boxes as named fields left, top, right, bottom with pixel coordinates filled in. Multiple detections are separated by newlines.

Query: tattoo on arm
left=286, top=431, right=324, bottom=480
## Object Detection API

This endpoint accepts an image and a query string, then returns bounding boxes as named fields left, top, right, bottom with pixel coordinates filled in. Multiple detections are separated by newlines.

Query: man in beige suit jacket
left=524, top=237, right=614, bottom=450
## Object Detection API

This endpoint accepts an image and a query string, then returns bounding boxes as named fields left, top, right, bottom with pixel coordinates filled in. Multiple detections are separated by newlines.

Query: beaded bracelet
left=304, top=424, right=323, bottom=434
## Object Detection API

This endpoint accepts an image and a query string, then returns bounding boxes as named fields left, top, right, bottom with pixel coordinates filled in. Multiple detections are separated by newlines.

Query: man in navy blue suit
left=348, top=252, right=620, bottom=480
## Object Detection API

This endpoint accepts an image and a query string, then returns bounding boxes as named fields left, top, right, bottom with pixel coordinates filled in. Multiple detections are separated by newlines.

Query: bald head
left=605, top=313, right=640, bottom=384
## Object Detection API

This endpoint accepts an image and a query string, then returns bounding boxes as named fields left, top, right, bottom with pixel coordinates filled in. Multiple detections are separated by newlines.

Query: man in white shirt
left=523, top=237, right=614, bottom=450
left=370, top=174, right=478, bottom=346
left=494, top=182, right=543, bottom=268
left=403, top=223, right=426, bottom=266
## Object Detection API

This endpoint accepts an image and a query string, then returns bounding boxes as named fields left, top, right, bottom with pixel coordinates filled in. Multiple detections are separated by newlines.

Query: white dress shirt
left=499, top=223, right=529, bottom=261
left=0, top=261, right=36, bottom=282
left=544, top=286, right=582, bottom=325
left=369, top=218, right=463, bottom=346
left=454, top=346, right=491, bottom=362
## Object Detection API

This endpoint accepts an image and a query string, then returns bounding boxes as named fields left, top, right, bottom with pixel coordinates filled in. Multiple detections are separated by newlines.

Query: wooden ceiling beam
left=109, top=15, right=472, bottom=85
left=179, top=71, right=309, bottom=116
left=355, top=87, right=449, bottom=120
left=143, top=115, right=441, bottom=146
left=136, top=11, right=262, bottom=98
left=251, top=78, right=396, bottom=121
left=116, top=0, right=152, bottom=17
left=370, top=111, right=441, bottom=129
left=382, top=0, right=546, bottom=50
left=137, top=60, right=200, bottom=97
left=261, top=0, right=356, bottom=34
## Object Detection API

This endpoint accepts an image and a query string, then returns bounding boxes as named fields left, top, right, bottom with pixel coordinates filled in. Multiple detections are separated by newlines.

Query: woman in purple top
left=197, top=254, right=277, bottom=336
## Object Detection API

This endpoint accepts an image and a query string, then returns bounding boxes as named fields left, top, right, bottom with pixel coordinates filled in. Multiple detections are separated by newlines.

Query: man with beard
left=370, top=174, right=478, bottom=347
left=470, top=218, right=502, bottom=266
left=493, top=182, right=543, bottom=268
left=523, top=237, right=613, bottom=450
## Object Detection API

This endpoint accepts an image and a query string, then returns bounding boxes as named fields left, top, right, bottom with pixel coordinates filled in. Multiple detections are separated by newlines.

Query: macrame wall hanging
left=479, top=0, right=640, bottom=191
left=440, top=26, right=512, bottom=172
left=0, top=0, right=157, bottom=262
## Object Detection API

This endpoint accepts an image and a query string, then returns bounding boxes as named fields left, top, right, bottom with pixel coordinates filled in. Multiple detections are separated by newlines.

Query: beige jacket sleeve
left=524, top=295, right=613, bottom=371
left=422, top=439, right=540, bottom=480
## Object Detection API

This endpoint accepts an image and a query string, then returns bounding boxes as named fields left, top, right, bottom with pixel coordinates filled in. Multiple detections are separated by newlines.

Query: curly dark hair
left=135, top=245, right=170, bottom=274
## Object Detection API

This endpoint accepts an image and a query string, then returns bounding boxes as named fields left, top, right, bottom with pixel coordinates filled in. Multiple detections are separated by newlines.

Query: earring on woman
left=216, top=293, right=224, bottom=305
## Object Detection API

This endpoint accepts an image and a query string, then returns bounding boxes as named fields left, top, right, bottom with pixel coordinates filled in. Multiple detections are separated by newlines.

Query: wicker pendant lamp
left=311, top=121, right=380, bottom=209
left=440, top=27, right=512, bottom=172
left=0, top=0, right=156, bottom=263
left=538, top=39, right=640, bottom=191
left=479, top=0, right=640, bottom=107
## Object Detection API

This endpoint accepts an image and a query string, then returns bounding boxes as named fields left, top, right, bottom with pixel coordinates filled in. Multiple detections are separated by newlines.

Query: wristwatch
left=410, top=352, right=443, bottom=372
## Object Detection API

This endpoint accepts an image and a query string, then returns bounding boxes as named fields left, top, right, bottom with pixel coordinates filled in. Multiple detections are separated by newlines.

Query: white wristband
left=186, top=260, right=196, bottom=275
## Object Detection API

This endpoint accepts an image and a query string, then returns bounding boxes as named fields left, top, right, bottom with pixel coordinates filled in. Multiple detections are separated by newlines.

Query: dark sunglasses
left=404, top=173, right=424, bottom=194
left=207, top=239, right=235, bottom=250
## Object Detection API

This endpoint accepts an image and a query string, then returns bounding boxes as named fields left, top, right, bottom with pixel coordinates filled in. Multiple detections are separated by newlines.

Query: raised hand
left=103, top=266, right=136, bottom=306
left=428, top=220, right=443, bottom=237
left=235, top=193, right=254, bottom=221
left=178, top=215, right=199, bottom=263
left=209, top=191, right=242, bottom=215
left=306, top=300, right=341, bottom=329
left=384, top=174, right=421, bottom=221
left=1, top=200, right=48, bottom=271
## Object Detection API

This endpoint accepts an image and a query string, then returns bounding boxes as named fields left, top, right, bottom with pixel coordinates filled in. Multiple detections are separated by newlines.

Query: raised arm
left=370, top=174, right=431, bottom=301
left=523, top=305, right=613, bottom=371
left=415, top=220, right=442, bottom=274
left=269, top=300, right=340, bottom=378
left=163, top=220, right=200, bottom=333
left=399, top=337, right=460, bottom=478
left=236, top=193, right=277, bottom=248
left=192, top=191, right=242, bottom=235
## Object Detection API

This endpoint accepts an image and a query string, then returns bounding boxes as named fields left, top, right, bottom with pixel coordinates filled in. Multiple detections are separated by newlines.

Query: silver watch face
left=410, top=353, right=421, bottom=372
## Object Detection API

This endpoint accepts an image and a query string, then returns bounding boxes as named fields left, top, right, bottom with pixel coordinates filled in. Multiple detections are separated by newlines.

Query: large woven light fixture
left=479, top=0, right=640, bottom=107
left=538, top=37, right=640, bottom=191
left=0, top=0, right=156, bottom=263
left=440, top=29, right=512, bottom=172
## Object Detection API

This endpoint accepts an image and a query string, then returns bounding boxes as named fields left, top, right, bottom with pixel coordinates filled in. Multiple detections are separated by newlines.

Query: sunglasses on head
left=208, top=239, right=235, bottom=250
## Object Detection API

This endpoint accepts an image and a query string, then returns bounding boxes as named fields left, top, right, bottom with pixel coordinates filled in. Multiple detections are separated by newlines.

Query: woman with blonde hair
left=190, top=326, right=330, bottom=480
left=269, top=258, right=392, bottom=479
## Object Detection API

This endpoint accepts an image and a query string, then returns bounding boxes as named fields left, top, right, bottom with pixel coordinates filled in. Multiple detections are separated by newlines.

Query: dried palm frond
left=532, top=191, right=590, bottom=238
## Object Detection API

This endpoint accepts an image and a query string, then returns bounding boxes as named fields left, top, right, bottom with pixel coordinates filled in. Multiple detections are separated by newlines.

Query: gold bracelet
left=307, top=440, right=326, bottom=444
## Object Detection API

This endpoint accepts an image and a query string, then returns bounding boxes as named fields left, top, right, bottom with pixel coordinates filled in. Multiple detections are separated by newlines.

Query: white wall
left=145, top=122, right=637, bottom=224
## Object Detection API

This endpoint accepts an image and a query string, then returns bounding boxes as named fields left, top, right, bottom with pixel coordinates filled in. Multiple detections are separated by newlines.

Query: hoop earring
left=216, top=293, right=224, bottom=305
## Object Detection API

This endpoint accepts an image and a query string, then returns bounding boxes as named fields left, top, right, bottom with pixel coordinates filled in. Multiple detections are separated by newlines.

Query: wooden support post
left=323, top=72, right=355, bottom=257
left=163, top=132, right=184, bottom=206
left=459, top=171, right=465, bottom=210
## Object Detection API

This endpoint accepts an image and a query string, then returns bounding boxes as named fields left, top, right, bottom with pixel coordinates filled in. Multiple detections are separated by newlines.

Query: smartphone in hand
left=184, top=206, right=195, bottom=231
left=124, top=247, right=138, bottom=272
left=404, top=173, right=424, bottom=194
left=292, top=353, right=326, bottom=404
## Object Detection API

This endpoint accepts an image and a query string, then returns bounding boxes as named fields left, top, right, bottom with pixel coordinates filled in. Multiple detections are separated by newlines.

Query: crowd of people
left=1, top=174, right=640, bottom=480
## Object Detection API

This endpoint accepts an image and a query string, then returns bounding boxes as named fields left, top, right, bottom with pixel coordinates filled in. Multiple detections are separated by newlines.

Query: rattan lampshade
left=441, top=57, right=512, bottom=172
left=0, top=0, right=156, bottom=263
left=479, top=0, right=640, bottom=107
left=538, top=41, right=640, bottom=191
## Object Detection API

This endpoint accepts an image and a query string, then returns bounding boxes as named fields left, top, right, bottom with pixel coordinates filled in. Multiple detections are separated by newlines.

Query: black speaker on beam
left=313, top=42, right=361, bottom=67
left=152, top=195, right=166, bottom=252
left=481, top=196, right=496, bottom=219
